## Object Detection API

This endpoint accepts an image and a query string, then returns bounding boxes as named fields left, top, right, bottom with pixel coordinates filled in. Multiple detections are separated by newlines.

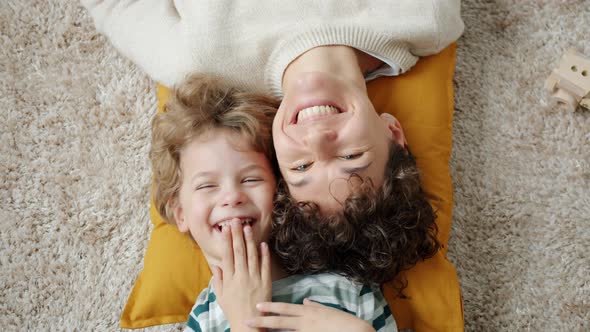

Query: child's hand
left=212, top=218, right=271, bottom=332
left=246, top=298, right=377, bottom=332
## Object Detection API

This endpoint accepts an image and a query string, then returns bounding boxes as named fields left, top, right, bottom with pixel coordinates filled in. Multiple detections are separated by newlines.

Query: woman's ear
left=380, top=113, right=407, bottom=147
left=171, top=200, right=189, bottom=233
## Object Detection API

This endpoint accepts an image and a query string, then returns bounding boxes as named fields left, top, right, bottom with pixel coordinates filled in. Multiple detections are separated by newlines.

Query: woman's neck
left=282, top=45, right=378, bottom=92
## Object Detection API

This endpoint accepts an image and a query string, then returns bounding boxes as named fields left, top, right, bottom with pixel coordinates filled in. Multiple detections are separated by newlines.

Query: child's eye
left=340, top=153, right=364, bottom=160
left=290, top=162, right=313, bottom=172
left=196, top=184, right=216, bottom=191
left=243, top=178, right=263, bottom=183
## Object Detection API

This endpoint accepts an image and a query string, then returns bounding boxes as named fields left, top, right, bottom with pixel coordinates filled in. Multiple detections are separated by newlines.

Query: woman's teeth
left=297, top=105, right=340, bottom=122
left=216, top=218, right=254, bottom=231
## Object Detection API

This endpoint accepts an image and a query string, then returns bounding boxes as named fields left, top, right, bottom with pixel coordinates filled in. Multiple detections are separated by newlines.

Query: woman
left=82, top=0, right=464, bottom=213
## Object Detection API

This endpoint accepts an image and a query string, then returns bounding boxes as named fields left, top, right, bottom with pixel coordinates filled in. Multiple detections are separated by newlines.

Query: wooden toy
left=545, top=49, right=590, bottom=111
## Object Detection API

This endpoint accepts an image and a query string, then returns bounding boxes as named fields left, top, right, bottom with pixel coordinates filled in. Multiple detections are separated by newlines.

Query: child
left=150, top=74, right=397, bottom=332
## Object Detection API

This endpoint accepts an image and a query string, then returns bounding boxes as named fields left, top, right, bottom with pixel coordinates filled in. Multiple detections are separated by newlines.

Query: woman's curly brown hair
left=270, top=143, right=440, bottom=291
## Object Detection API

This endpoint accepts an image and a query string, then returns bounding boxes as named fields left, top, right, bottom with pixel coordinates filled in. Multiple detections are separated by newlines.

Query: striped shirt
left=184, top=273, right=397, bottom=332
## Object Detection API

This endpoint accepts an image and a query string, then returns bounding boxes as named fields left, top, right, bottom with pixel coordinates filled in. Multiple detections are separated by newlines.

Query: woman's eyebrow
left=288, top=162, right=372, bottom=187
left=341, top=162, right=372, bottom=174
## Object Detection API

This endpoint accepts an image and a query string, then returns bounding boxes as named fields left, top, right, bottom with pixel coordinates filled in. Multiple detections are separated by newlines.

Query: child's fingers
left=220, top=223, right=234, bottom=275
left=243, top=225, right=259, bottom=277
left=302, top=298, right=325, bottom=308
left=230, top=218, right=247, bottom=273
left=245, top=316, right=298, bottom=331
left=211, top=266, right=223, bottom=296
left=260, top=242, right=271, bottom=286
left=256, top=302, right=305, bottom=316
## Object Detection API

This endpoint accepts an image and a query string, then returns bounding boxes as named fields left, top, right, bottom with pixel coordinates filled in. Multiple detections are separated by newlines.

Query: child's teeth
left=216, top=218, right=254, bottom=231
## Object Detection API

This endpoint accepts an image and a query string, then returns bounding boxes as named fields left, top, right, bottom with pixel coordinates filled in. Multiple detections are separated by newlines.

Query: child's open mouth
left=213, top=217, right=256, bottom=232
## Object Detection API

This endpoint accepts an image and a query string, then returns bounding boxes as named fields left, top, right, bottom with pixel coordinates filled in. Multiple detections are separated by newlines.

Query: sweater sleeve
left=80, top=0, right=195, bottom=87
left=415, top=0, right=464, bottom=56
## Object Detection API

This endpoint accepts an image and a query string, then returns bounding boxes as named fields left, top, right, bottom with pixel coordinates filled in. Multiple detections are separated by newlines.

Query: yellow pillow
left=121, top=44, right=463, bottom=331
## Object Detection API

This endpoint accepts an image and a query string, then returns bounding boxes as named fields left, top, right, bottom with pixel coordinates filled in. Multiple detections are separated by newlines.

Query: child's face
left=173, top=131, right=276, bottom=267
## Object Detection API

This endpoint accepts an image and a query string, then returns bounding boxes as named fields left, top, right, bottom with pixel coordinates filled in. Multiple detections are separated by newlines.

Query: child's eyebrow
left=240, top=164, right=267, bottom=173
left=191, top=171, right=215, bottom=182
left=190, top=164, right=265, bottom=182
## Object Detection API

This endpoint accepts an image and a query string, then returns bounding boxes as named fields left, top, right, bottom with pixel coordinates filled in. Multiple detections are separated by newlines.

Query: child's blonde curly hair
left=150, top=74, right=279, bottom=223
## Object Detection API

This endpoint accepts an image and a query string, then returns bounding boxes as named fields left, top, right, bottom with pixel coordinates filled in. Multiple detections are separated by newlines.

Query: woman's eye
left=291, top=163, right=312, bottom=172
left=341, top=153, right=364, bottom=160
left=243, top=178, right=262, bottom=183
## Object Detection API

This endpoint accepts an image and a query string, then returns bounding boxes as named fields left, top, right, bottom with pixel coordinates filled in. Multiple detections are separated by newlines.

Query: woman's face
left=272, top=71, right=405, bottom=213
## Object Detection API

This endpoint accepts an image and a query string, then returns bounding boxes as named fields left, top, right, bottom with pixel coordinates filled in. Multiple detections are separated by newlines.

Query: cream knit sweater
left=82, top=0, right=464, bottom=97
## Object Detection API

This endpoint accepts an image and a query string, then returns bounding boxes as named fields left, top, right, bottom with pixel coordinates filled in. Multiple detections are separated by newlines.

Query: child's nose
left=221, top=190, right=247, bottom=207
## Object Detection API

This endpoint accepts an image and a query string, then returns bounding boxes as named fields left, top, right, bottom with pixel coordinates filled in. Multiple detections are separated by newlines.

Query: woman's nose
left=303, top=129, right=337, bottom=154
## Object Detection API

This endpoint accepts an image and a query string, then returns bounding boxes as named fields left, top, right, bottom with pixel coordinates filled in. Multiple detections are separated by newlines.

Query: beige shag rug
left=2, top=1, right=589, bottom=331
